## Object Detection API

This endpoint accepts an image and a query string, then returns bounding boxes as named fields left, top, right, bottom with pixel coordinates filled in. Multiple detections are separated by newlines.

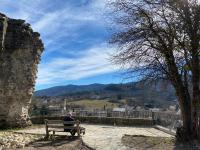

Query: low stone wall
left=31, top=116, right=153, bottom=126
left=77, top=116, right=153, bottom=126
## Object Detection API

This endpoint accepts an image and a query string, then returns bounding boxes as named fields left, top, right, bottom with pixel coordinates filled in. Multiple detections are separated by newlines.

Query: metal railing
left=32, top=109, right=182, bottom=131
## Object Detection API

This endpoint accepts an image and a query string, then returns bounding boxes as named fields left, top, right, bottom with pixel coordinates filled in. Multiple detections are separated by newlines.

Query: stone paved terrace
left=15, top=124, right=173, bottom=150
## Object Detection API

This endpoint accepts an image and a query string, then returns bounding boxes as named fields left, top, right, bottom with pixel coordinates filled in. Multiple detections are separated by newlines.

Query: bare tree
left=109, top=0, right=200, bottom=140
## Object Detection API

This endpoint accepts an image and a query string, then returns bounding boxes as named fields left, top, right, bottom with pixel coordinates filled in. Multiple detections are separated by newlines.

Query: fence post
left=45, top=119, right=49, bottom=139
left=151, top=111, right=155, bottom=124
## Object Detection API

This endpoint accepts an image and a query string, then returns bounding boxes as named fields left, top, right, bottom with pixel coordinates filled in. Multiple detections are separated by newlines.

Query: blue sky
left=0, top=0, right=137, bottom=90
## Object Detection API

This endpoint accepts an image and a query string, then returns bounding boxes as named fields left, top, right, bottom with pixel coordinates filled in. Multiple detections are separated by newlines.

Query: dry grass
left=68, top=100, right=119, bottom=109
left=121, top=135, right=200, bottom=150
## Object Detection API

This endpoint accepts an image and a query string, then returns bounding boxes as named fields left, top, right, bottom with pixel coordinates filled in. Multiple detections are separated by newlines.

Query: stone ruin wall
left=0, top=13, right=44, bottom=128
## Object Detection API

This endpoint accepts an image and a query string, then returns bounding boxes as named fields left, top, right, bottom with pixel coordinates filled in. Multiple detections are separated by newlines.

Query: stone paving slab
left=81, top=124, right=173, bottom=150
left=154, top=125, right=176, bottom=136
left=15, top=124, right=173, bottom=150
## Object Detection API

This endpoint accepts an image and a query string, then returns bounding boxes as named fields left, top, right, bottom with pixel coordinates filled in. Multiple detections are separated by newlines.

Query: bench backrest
left=45, top=120, right=77, bottom=124
left=44, top=119, right=80, bottom=127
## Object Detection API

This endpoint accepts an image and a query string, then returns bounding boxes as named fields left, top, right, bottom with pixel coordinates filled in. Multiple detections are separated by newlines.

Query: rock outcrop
left=0, top=13, right=44, bottom=128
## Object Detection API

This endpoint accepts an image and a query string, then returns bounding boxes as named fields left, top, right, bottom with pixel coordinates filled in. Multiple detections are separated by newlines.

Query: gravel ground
left=0, top=131, right=90, bottom=150
left=0, top=132, right=43, bottom=150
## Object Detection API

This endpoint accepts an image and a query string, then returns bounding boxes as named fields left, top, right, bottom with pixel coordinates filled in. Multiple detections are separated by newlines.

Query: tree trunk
left=191, top=53, right=200, bottom=139
left=191, top=93, right=200, bottom=139
left=164, top=51, right=192, bottom=140
left=174, top=84, right=192, bottom=141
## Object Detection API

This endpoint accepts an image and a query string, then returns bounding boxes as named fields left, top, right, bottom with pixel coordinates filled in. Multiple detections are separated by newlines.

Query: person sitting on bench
left=63, top=112, right=75, bottom=132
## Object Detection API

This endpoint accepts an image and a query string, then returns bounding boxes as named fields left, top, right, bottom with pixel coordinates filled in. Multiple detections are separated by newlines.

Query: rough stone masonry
left=0, top=13, right=44, bottom=128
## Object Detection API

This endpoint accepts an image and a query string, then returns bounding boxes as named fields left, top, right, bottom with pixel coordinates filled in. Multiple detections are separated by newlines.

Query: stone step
left=154, top=125, right=176, bottom=136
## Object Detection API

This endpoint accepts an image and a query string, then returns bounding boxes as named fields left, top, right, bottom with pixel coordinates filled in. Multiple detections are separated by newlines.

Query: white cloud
left=0, top=0, right=110, bottom=49
left=37, top=44, right=119, bottom=85
left=0, top=0, right=120, bottom=87
left=29, top=1, right=108, bottom=52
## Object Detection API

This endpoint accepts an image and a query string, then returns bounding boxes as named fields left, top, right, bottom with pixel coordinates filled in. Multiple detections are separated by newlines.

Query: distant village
left=30, top=96, right=180, bottom=118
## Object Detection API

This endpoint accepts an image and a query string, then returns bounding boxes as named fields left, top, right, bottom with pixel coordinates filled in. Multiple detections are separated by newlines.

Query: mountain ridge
left=34, top=81, right=177, bottom=107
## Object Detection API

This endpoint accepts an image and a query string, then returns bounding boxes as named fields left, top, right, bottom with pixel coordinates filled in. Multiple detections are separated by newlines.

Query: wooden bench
left=44, top=119, right=85, bottom=138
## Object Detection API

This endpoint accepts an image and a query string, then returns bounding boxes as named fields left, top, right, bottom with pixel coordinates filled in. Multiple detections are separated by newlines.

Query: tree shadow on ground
left=173, top=139, right=200, bottom=150
left=122, top=134, right=200, bottom=150
left=122, top=135, right=176, bottom=150
left=27, top=135, right=80, bottom=148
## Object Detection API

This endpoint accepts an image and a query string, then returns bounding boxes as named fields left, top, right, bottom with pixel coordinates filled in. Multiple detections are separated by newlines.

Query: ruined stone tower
left=0, top=13, right=44, bottom=128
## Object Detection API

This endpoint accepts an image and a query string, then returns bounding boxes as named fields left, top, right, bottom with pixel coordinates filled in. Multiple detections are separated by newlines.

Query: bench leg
left=52, top=131, right=55, bottom=140
left=45, top=131, right=49, bottom=139
left=77, top=122, right=80, bottom=137
left=45, top=121, right=49, bottom=139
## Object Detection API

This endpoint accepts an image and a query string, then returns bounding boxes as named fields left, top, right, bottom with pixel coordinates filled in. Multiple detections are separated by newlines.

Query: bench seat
left=44, top=119, right=85, bottom=138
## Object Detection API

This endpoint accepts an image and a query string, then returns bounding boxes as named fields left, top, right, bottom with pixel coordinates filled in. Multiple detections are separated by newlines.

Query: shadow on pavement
left=27, top=136, right=80, bottom=148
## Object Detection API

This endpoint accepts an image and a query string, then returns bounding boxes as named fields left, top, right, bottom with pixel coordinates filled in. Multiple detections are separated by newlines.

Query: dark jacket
left=63, top=116, right=75, bottom=132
